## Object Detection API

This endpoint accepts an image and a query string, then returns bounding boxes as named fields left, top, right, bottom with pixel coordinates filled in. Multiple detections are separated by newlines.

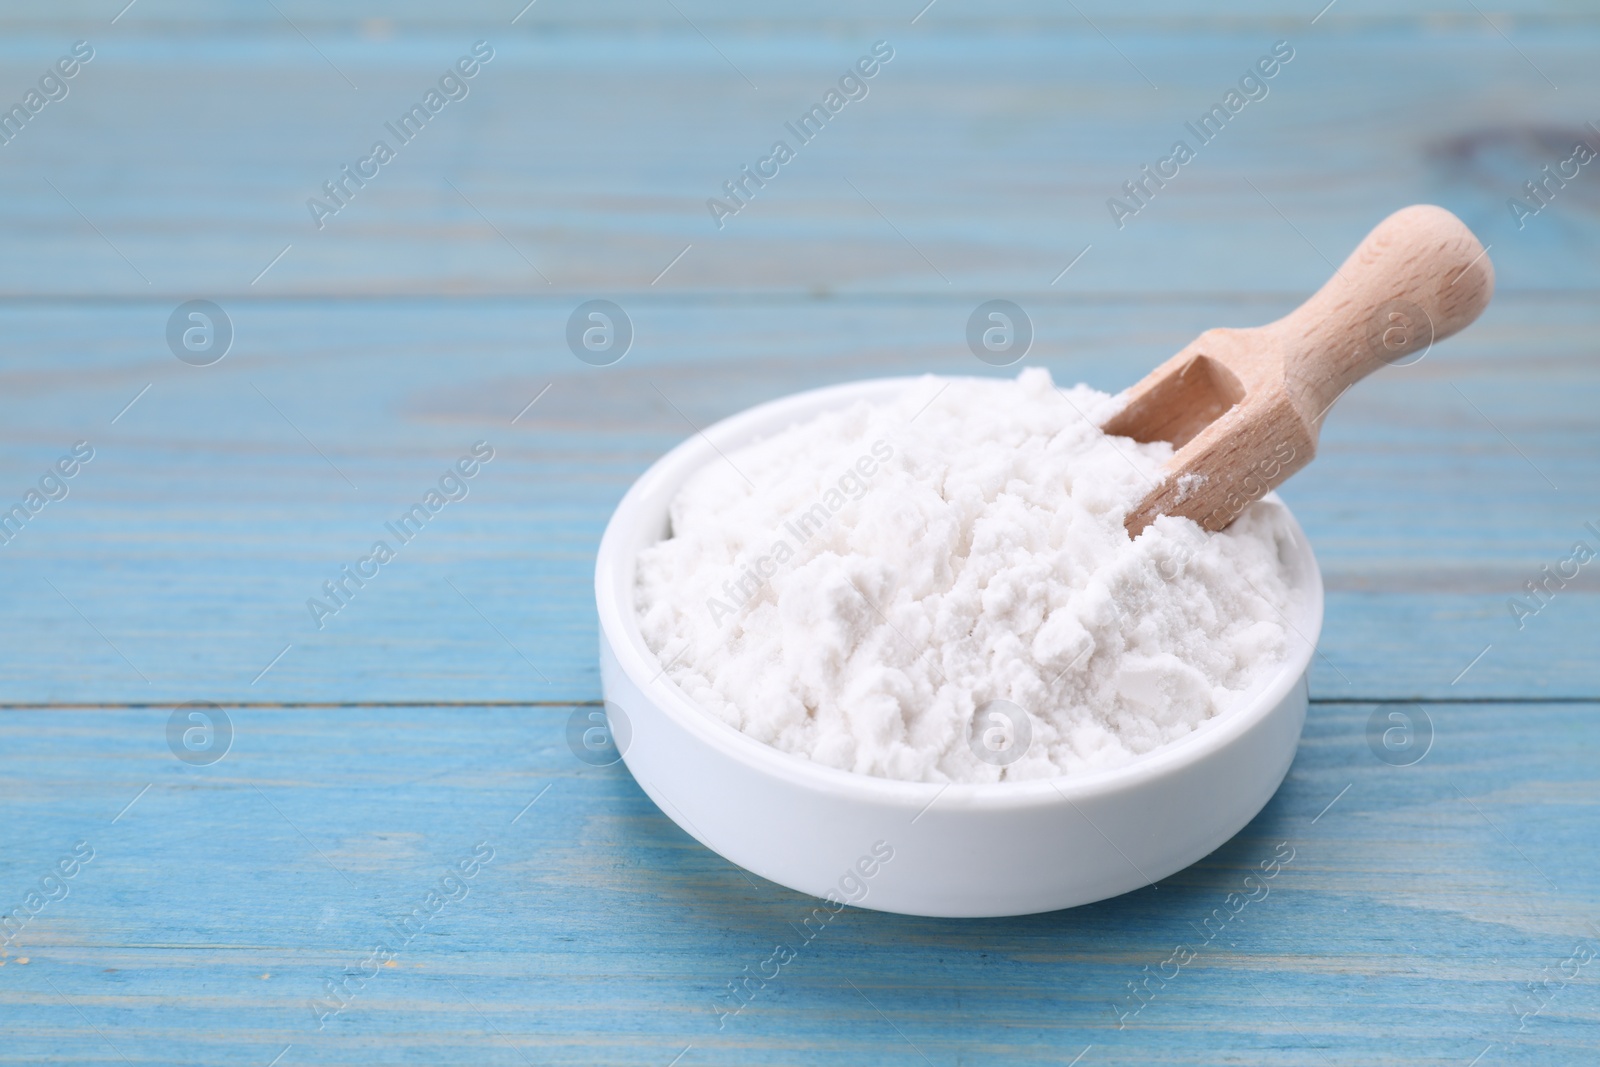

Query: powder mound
left=634, top=368, right=1308, bottom=784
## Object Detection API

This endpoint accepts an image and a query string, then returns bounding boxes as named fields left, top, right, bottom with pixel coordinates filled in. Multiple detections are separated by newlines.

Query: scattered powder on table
left=634, top=368, right=1307, bottom=784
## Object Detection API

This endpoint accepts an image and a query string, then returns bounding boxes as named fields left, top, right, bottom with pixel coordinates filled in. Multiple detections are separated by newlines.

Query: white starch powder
left=635, top=369, right=1306, bottom=784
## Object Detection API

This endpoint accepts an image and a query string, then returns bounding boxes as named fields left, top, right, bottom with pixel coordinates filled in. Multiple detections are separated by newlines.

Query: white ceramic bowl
left=595, top=376, right=1323, bottom=918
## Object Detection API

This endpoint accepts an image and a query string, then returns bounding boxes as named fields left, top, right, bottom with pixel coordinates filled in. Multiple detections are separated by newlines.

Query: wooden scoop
left=1104, top=204, right=1494, bottom=537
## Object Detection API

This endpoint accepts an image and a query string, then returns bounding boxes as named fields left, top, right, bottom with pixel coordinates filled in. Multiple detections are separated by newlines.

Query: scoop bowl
left=595, top=376, right=1324, bottom=917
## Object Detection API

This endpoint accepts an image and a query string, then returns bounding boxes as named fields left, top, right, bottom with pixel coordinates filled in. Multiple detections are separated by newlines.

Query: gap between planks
left=0, top=697, right=1596, bottom=710
left=0, top=289, right=1594, bottom=306
left=0, top=700, right=604, bottom=710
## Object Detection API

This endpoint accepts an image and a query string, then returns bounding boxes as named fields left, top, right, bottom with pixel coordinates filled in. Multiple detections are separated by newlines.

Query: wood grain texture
left=0, top=5, right=1596, bottom=1064
left=0, top=25, right=1594, bottom=296
left=0, top=295, right=1591, bottom=703
left=0, top=701, right=1596, bottom=1066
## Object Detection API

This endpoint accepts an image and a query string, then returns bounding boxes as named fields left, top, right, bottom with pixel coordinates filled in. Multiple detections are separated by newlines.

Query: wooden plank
left=0, top=700, right=1594, bottom=1064
left=0, top=293, right=1593, bottom=703
left=0, top=28, right=1592, bottom=297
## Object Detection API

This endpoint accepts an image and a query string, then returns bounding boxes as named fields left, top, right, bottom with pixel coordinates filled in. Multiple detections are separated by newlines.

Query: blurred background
left=0, top=1, right=1594, bottom=701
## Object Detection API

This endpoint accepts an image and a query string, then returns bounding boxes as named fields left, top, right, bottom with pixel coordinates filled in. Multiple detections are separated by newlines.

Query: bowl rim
left=596, top=374, right=1324, bottom=814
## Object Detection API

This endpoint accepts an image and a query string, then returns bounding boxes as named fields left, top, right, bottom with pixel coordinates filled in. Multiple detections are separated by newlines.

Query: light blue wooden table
left=2, top=2, right=1597, bottom=1063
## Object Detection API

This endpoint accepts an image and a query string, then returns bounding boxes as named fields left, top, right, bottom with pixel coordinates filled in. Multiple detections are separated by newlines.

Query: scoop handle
left=1266, top=204, right=1494, bottom=425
